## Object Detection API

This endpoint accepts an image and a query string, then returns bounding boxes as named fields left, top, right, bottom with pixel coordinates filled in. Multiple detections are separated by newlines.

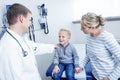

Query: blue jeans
left=53, top=63, right=74, bottom=80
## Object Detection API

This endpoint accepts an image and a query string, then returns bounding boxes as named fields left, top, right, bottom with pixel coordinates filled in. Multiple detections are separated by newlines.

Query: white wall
left=0, top=0, right=120, bottom=80
left=104, top=21, right=120, bottom=40
left=0, top=0, right=120, bottom=44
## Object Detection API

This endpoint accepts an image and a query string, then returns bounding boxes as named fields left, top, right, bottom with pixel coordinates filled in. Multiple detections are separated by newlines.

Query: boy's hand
left=52, top=65, right=60, bottom=74
left=75, top=67, right=83, bottom=73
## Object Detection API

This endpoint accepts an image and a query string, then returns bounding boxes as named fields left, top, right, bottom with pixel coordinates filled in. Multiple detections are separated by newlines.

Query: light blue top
left=82, top=30, right=120, bottom=80
left=53, top=43, right=80, bottom=67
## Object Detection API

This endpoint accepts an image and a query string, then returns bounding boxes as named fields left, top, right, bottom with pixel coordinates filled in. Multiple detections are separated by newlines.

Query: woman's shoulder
left=101, top=30, right=114, bottom=39
left=101, top=30, right=115, bottom=43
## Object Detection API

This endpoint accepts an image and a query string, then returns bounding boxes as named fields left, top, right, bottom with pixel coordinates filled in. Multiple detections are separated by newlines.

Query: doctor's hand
left=52, top=65, right=60, bottom=74
left=54, top=44, right=59, bottom=49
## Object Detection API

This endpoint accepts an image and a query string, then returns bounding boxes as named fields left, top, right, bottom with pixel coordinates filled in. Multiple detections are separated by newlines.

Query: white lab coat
left=0, top=29, right=45, bottom=80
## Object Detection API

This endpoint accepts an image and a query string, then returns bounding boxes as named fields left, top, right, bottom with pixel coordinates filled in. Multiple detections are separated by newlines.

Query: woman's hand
left=75, top=67, right=83, bottom=73
left=102, top=77, right=110, bottom=80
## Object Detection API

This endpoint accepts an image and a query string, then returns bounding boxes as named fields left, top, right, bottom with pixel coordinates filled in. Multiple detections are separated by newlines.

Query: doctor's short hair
left=7, top=3, right=32, bottom=25
left=59, top=28, right=71, bottom=37
left=81, top=12, right=105, bottom=28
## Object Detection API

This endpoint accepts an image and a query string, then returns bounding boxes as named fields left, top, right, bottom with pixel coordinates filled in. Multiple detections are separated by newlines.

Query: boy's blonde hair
left=59, top=28, right=71, bottom=37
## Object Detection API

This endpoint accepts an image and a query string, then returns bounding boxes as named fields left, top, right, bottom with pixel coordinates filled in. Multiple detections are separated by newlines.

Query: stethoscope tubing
left=6, top=30, right=28, bottom=57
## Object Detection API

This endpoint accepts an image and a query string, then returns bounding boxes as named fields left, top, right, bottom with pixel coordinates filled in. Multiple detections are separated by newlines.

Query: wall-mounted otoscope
left=38, top=4, right=49, bottom=34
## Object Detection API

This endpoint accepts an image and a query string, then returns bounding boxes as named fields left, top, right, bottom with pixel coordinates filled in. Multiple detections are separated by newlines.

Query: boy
left=52, top=28, right=81, bottom=80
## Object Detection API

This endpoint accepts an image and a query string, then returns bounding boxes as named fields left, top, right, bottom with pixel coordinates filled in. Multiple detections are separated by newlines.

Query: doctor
left=0, top=3, right=44, bottom=80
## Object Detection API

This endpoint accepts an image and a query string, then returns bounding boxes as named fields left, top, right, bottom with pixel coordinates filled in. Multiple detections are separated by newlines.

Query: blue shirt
left=53, top=43, right=79, bottom=67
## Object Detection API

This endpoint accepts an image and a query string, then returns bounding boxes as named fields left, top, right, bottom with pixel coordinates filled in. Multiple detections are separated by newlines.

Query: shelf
left=72, top=16, right=120, bottom=24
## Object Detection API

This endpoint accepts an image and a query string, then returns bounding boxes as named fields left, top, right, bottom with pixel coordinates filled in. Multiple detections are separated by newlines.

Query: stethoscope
left=6, top=30, right=28, bottom=57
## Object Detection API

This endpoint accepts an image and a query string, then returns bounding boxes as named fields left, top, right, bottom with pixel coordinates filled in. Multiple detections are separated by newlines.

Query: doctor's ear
left=18, top=15, right=24, bottom=23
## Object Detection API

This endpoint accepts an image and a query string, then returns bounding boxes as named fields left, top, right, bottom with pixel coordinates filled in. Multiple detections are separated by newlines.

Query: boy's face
left=59, top=31, right=70, bottom=46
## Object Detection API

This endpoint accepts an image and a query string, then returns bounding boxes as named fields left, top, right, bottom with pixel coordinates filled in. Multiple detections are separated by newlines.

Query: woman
left=80, top=12, right=120, bottom=80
